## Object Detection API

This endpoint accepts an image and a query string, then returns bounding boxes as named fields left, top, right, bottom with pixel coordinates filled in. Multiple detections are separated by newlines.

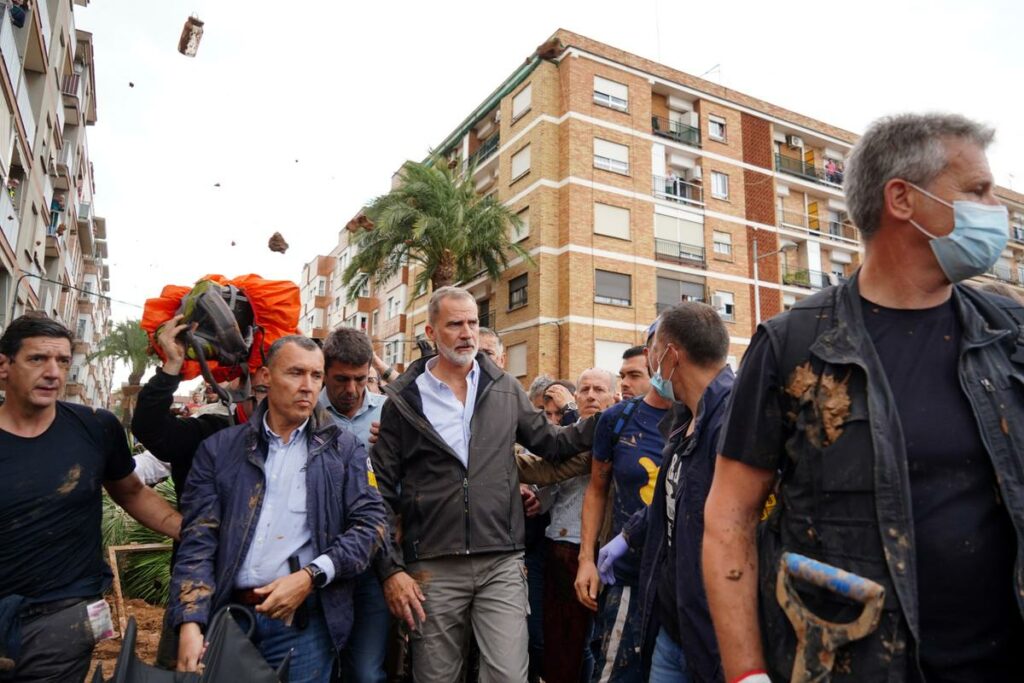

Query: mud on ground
left=88, top=598, right=165, bottom=679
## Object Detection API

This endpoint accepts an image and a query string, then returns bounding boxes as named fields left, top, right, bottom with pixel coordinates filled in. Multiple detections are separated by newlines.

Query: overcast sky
left=78, top=0, right=1022, bottom=381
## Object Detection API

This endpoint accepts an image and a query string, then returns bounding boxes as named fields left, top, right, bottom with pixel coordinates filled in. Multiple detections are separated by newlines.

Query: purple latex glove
left=597, top=533, right=629, bottom=586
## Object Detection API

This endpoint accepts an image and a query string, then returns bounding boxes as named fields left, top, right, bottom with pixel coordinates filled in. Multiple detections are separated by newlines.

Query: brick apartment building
left=300, top=29, right=1024, bottom=385
left=0, top=0, right=115, bottom=408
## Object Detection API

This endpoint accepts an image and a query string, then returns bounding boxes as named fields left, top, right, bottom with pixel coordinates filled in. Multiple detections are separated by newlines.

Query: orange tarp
left=141, top=274, right=300, bottom=381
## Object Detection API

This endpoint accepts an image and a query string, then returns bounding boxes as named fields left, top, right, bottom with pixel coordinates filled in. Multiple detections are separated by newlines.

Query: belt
left=20, top=596, right=96, bottom=619
left=231, top=589, right=264, bottom=606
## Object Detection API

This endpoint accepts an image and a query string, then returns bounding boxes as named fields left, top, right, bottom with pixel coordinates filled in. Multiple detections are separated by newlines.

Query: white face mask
left=907, top=183, right=1009, bottom=283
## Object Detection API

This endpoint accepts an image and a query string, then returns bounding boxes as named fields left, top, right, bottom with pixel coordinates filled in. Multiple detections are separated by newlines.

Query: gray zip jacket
left=371, top=353, right=596, bottom=577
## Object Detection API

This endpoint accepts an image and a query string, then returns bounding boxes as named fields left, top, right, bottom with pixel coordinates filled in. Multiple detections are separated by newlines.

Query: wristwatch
left=563, top=401, right=578, bottom=412
left=303, top=563, right=329, bottom=589
left=381, top=366, right=396, bottom=381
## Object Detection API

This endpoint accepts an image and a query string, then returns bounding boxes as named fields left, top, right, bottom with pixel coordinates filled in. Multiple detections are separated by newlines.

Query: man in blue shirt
left=317, top=327, right=389, bottom=683
left=576, top=345, right=671, bottom=683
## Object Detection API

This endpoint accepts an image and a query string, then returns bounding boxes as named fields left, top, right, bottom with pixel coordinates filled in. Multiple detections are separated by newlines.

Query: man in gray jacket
left=371, top=286, right=597, bottom=683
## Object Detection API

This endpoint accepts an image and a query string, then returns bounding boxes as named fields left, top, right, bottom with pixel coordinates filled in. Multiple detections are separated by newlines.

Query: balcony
left=775, top=154, right=843, bottom=189
left=987, top=264, right=1014, bottom=283
left=1011, top=226, right=1024, bottom=245
left=466, top=134, right=499, bottom=170
left=0, top=4, right=23, bottom=92
left=652, top=175, right=704, bottom=207
left=651, top=116, right=701, bottom=147
left=655, top=238, right=706, bottom=268
left=782, top=265, right=831, bottom=290
left=0, top=190, right=19, bottom=249
left=16, top=79, right=35, bottom=147
left=62, top=73, right=82, bottom=117
left=777, top=209, right=860, bottom=247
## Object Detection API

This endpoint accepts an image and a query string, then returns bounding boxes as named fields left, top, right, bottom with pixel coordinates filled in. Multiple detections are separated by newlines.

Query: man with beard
left=371, top=286, right=598, bottom=683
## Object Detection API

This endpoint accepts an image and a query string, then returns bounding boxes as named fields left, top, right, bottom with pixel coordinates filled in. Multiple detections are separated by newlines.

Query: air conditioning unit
left=494, top=110, right=501, bottom=123
left=690, top=166, right=703, bottom=181
left=711, top=294, right=724, bottom=311
left=786, top=135, right=804, bottom=149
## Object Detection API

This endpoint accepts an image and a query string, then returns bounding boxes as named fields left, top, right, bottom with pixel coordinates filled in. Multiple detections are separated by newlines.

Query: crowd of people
left=2, top=111, right=1024, bottom=683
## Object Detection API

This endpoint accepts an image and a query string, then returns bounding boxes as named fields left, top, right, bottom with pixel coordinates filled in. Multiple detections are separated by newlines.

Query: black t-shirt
left=0, top=402, right=135, bottom=601
left=719, top=298, right=1024, bottom=680
left=655, top=428, right=696, bottom=645
left=861, top=297, right=1022, bottom=681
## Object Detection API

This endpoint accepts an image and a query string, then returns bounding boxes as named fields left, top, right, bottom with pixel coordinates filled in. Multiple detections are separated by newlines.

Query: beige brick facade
left=302, top=29, right=1024, bottom=388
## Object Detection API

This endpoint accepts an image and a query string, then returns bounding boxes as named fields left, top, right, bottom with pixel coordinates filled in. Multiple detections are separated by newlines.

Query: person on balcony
left=9, top=0, right=27, bottom=29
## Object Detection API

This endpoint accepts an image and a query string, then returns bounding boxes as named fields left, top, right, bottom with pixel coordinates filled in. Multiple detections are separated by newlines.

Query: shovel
left=776, top=552, right=885, bottom=683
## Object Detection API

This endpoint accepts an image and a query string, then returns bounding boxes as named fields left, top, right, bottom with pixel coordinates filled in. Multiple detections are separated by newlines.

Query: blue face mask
left=650, top=347, right=676, bottom=402
left=908, top=183, right=1009, bottom=283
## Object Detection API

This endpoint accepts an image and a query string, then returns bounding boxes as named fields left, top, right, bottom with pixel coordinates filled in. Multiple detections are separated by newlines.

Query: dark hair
left=549, top=379, right=576, bottom=394
left=658, top=302, right=728, bottom=368
left=322, top=327, right=373, bottom=369
left=622, top=345, right=645, bottom=360
left=0, top=315, right=74, bottom=358
left=265, top=335, right=321, bottom=367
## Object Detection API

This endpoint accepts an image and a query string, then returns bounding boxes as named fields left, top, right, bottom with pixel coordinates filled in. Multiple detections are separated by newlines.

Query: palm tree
left=341, top=156, right=532, bottom=301
left=88, top=319, right=157, bottom=426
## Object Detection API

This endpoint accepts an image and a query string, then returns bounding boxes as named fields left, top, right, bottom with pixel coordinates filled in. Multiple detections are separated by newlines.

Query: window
left=593, top=76, right=629, bottom=111
left=657, top=276, right=706, bottom=312
left=511, top=145, right=531, bottom=181
left=317, top=278, right=326, bottom=296
left=711, top=172, right=729, bottom=199
left=384, top=338, right=403, bottom=367
left=593, top=139, right=629, bottom=175
left=713, top=230, right=732, bottom=256
left=76, top=317, right=87, bottom=339
left=386, top=296, right=402, bottom=319
left=595, top=270, right=631, bottom=306
left=510, top=207, right=530, bottom=242
left=830, top=262, right=846, bottom=282
left=594, top=203, right=630, bottom=240
left=372, top=310, right=379, bottom=333
left=1019, top=264, right=1024, bottom=284
left=715, top=291, right=735, bottom=321
left=708, top=115, right=727, bottom=141
left=595, top=340, right=631, bottom=375
left=358, top=280, right=370, bottom=298
left=509, top=273, right=528, bottom=309
left=654, top=213, right=704, bottom=260
left=512, top=84, right=532, bottom=121
left=507, top=342, right=528, bottom=377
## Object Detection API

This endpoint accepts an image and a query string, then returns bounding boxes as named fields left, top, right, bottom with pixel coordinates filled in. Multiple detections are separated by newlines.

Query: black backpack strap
left=609, top=396, right=644, bottom=447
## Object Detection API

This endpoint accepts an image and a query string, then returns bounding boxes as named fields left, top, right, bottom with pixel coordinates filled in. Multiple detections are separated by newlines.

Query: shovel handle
left=782, top=552, right=885, bottom=605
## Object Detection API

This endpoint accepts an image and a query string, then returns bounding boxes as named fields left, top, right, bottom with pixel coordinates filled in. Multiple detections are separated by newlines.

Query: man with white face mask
left=704, top=113, right=1024, bottom=683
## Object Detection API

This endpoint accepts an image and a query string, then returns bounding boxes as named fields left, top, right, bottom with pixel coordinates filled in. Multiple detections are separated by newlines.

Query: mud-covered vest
left=756, top=281, right=1024, bottom=682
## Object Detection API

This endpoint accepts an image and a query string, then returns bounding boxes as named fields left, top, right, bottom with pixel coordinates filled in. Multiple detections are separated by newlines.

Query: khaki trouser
left=408, top=551, right=529, bottom=683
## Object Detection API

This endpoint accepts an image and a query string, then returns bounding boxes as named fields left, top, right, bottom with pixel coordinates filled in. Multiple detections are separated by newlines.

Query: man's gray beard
left=438, top=342, right=476, bottom=367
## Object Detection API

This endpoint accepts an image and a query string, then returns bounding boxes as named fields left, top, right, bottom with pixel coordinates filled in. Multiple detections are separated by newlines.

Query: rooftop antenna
left=700, top=63, right=721, bottom=83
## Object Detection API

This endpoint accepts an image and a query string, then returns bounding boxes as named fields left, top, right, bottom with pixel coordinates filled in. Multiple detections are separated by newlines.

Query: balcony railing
left=16, top=79, right=34, bottom=146
left=655, top=238, right=706, bottom=266
left=1012, top=226, right=1024, bottom=245
left=467, top=134, right=499, bottom=170
left=988, top=265, right=1014, bottom=283
left=0, top=189, right=19, bottom=249
left=777, top=209, right=860, bottom=246
left=783, top=266, right=831, bottom=290
left=653, top=175, right=704, bottom=206
left=651, top=116, right=701, bottom=147
left=775, top=154, right=843, bottom=188
left=0, top=4, right=23, bottom=92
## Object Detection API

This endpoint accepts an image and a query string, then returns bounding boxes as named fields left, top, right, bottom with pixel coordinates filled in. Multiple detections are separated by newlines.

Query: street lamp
left=752, top=237, right=797, bottom=325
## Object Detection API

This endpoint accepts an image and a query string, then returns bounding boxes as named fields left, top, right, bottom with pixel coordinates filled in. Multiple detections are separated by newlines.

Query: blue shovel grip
left=782, top=552, right=884, bottom=604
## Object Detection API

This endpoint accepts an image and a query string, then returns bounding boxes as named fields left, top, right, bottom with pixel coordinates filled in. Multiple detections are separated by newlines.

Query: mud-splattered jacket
left=166, top=402, right=387, bottom=651
left=623, top=368, right=732, bottom=683
left=756, top=275, right=1024, bottom=681
left=371, top=352, right=596, bottom=577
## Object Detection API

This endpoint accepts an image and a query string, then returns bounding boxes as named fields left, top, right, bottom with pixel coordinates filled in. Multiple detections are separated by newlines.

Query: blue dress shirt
left=318, top=388, right=385, bottom=450
left=234, top=415, right=335, bottom=588
left=414, top=357, right=480, bottom=468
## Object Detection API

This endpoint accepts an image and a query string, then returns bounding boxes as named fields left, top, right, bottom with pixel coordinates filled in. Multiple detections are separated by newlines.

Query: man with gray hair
left=704, top=113, right=1024, bottom=682
left=371, top=286, right=597, bottom=682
